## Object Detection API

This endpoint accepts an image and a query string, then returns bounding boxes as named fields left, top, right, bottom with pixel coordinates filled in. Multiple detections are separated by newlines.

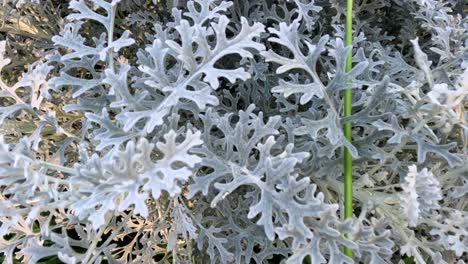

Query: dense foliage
left=0, top=0, right=467, bottom=263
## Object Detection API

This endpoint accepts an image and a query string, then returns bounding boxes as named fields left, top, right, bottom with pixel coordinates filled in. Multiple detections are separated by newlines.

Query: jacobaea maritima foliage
left=0, top=0, right=467, bottom=263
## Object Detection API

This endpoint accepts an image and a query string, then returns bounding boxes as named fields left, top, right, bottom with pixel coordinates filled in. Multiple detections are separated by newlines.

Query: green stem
left=343, top=0, right=354, bottom=260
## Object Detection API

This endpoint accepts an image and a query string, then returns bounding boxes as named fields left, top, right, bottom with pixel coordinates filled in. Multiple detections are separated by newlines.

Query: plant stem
left=108, top=3, right=117, bottom=71
left=344, top=0, right=354, bottom=260
left=37, top=160, right=76, bottom=175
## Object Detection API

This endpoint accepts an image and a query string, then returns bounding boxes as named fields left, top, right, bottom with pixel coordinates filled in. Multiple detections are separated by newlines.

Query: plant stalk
left=344, top=0, right=354, bottom=259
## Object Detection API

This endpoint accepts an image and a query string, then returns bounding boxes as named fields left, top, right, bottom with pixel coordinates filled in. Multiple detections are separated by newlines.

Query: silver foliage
left=400, top=165, right=442, bottom=227
left=0, top=0, right=466, bottom=263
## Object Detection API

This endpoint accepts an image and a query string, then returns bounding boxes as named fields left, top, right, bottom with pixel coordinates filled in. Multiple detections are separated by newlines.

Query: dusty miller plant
left=0, top=0, right=467, bottom=263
